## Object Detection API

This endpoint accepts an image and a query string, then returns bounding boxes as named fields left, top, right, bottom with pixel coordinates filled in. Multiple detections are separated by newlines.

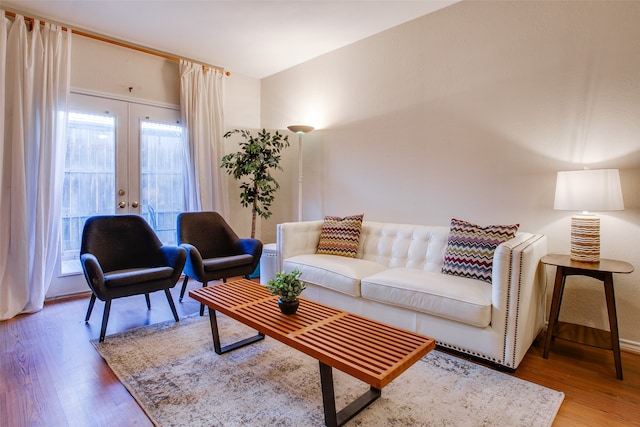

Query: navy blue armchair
left=177, top=211, right=262, bottom=315
left=80, top=215, right=187, bottom=342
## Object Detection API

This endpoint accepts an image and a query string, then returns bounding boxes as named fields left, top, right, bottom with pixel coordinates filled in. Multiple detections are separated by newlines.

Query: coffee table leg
left=208, top=308, right=265, bottom=355
left=319, top=362, right=381, bottom=427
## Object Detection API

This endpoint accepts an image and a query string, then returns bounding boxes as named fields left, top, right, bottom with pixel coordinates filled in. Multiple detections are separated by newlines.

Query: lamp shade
left=287, top=125, right=314, bottom=135
left=554, top=169, right=624, bottom=212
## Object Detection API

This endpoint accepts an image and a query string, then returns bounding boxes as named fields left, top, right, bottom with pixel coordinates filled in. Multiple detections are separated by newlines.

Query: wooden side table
left=541, top=254, right=634, bottom=380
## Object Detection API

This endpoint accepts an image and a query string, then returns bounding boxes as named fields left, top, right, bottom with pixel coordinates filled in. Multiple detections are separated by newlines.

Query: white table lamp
left=554, top=169, right=624, bottom=262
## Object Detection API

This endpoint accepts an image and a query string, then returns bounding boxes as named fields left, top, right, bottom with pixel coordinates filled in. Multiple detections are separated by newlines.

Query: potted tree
left=265, top=269, right=306, bottom=314
left=221, top=129, right=290, bottom=239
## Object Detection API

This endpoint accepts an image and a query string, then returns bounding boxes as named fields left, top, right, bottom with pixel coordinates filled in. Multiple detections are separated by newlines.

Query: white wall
left=260, top=1, right=640, bottom=348
left=71, top=35, right=180, bottom=105
left=220, top=73, right=262, bottom=237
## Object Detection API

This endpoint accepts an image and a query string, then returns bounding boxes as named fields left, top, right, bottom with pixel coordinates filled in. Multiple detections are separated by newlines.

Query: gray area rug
left=93, top=314, right=564, bottom=427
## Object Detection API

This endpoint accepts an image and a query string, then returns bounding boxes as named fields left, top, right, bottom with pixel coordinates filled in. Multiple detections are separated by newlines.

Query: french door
left=48, top=93, right=185, bottom=297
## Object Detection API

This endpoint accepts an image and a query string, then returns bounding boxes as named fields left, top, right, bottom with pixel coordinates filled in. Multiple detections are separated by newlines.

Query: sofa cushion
left=316, top=214, right=364, bottom=258
left=441, top=218, right=518, bottom=283
left=361, top=268, right=492, bottom=328
left=283, top=254, right=387, bottom=297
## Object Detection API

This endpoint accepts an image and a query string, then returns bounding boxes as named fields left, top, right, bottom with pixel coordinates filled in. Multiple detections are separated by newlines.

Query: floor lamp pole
left=287, top=125, right=315, bottom=223
left=297, top=134, right=303, bottom=222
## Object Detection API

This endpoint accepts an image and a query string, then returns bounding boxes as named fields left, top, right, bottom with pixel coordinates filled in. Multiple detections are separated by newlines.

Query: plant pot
left=278, top=298, right=299, bottom=315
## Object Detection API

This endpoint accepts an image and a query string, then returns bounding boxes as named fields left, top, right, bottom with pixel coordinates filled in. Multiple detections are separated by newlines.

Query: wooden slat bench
left=190, top=279, right=436, bottom=427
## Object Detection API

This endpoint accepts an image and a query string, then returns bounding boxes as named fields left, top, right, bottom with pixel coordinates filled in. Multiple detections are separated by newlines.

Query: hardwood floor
left=1, top=279, right=639, bottom=426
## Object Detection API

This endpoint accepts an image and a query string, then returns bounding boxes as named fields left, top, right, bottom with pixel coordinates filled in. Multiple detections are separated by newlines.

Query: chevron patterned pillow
left=316, top=214, right=364, bottom=258
left=442, top=218, right=519, bottom=283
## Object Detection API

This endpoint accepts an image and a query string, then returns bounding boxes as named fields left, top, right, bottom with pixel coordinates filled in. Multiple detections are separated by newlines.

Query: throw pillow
left=441, top=218, right=519, bottom=283
left=316, top=214, right=364, bottom=258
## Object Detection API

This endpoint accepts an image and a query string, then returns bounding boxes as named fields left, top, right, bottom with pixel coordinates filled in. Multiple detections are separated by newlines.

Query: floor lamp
left=287, top=125, right=314, bottom=221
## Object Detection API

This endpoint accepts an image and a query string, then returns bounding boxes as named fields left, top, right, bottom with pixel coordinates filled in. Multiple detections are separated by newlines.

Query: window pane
left=61, top=112, right=116, bottom=274
left=140, top=121, right=185, bottom=245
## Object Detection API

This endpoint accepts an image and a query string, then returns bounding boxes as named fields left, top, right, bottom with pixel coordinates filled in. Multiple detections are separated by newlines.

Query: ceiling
left=3, top=0, right=457, bottom=79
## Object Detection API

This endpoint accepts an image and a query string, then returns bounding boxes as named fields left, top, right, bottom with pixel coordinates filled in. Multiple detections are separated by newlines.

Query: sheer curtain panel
left=0, top=12, right=71, bottom=320
left=179, top=60, right=228, bottom=216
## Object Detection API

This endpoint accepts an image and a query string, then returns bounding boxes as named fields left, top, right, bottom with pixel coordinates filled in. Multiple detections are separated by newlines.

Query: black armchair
left=177, top=211, right=262, bottom=315
left=80, top=214, right=187, bottom=342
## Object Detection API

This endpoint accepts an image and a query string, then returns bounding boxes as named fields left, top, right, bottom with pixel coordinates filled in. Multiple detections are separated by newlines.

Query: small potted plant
left=265, top=269, right=306, bottom=314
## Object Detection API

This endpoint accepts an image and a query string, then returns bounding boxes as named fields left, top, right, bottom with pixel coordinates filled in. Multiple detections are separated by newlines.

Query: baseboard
left=621, top=339, right=640, bottom=355
left=544, top=321, right=640, bottom=356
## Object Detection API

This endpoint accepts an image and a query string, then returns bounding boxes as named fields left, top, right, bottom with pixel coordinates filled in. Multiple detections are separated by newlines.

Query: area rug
left=92, top=314, right=564, bottom=427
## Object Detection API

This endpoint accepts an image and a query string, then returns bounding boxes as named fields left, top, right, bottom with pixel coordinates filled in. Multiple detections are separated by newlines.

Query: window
left=59, top=94, right=185, bottom=276
left=140, top=121, right=185, bottom=245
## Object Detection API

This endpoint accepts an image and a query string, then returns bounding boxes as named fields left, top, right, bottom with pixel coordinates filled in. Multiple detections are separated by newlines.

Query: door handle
left=118, top=201, right=126, bottom=209
left=131, top=201, right=139, bottom=208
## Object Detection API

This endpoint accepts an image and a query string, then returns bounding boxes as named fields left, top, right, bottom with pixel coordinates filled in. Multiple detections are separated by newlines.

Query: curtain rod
left=3, top=10, right=230, bottom=76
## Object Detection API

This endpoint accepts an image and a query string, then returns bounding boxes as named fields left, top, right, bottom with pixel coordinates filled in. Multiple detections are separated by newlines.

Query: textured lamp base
left=570, top=214, right=600, bottom=262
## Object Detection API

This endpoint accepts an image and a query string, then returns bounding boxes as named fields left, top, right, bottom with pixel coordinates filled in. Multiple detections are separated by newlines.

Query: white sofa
left=276, top=220, right=548, bottom=370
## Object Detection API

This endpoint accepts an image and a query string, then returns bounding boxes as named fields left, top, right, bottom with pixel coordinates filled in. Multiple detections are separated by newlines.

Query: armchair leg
left=145, top=293, right=151, bottom=309
left=165, top=289, right=180, bottom=323
left=85, top=293, right=97, bottom=322
left=199, top=281, right=209, bottom=317
left=99, top=300, right=112, bottom=342
left=179, top=275, right=190, bottom=302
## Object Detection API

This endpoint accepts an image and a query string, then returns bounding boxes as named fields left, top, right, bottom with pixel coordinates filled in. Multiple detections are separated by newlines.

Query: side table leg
left=543, top=267, right=566, bottom=359
left=603, top=274, right=623, bottom=380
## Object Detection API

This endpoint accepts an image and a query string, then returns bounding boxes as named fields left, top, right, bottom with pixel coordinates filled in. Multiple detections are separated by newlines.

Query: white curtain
left=0, top=12, right=71, bottom=320
left=179, top=60, right=228, bottom=216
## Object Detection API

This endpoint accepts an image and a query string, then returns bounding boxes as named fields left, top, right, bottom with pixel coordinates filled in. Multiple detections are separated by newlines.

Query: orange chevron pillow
left=316, top=214, right=364, bottom=258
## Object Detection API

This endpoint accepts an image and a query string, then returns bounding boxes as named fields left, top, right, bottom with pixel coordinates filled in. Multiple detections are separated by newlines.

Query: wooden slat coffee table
left=189, top=279, right=435, bottom=427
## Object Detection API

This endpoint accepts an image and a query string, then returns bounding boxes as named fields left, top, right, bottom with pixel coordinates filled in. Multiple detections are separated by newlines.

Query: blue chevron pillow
left=442, top=218, right=519, bottom=283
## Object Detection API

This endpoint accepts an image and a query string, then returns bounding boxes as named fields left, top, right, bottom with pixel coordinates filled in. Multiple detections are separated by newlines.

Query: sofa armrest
left=237, top=238, right=263, bottom=272
left=491, top=232, right=548, bottom=368
left=180, top=243, right=205, bottom=280
left=277, top=221, right=324, bottom=269
left=80, top=253, right=107, bottom=298
left=160, top=245, right=187, bottom=285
